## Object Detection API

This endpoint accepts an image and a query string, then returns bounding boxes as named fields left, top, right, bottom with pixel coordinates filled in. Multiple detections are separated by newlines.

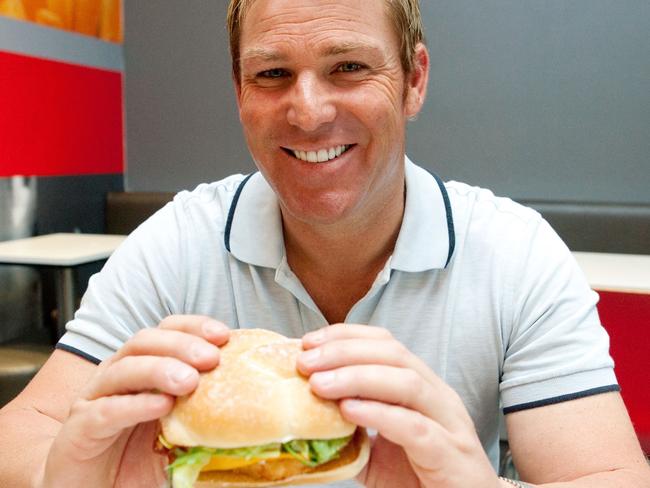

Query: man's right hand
left=38, top=315, right=230, bottom=488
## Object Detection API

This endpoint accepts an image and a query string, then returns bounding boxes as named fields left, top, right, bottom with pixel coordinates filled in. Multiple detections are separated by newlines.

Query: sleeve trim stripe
left=503, top=384, right=620, bottom=414
left=55, top=343, right=102, bottom=365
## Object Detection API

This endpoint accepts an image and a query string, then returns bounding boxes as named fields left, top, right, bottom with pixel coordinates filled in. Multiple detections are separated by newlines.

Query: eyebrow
left=320, top=41, right=382, bottom=57
left=240, top=41, right=383, bottom=63
left=240, top=48, right=286, bottom=63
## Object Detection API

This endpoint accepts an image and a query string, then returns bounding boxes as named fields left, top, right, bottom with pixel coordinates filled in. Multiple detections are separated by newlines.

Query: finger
left=86, top=355, right=199, bottom=400
left=111, top=327, right=221, bottom=371
left=298, top=338, right=413, bottom=374
left=339, top=398, right=450, bottom=467
left=157, top=315, right=230, bottom=346
left=302, top=324, right=392, bottom=348
left=299, top=335, right=440, bottom=388
left=309, top=364, right=463, bottom=430
left=64, top=393, right=174, bottom=454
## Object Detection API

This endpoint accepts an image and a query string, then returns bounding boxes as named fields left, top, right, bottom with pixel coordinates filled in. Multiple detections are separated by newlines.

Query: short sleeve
left=500, top=217, right=618, bottom=413
left=56, top=198, right=188, bottom=363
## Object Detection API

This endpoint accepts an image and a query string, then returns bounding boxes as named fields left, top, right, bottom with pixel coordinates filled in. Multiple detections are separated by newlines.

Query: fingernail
left=300, top=348, right=321, bottom=367
left=169, top=366, right=196, bottom=384
left=312, top=370, right=336, bottom=388
left=202, top=320, right=226, bottom=337
left=191, top=342, right=218, bottom=362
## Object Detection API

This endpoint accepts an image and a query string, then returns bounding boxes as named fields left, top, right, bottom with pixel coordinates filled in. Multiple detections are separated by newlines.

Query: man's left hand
left=298, top=324, right=500, bottom=488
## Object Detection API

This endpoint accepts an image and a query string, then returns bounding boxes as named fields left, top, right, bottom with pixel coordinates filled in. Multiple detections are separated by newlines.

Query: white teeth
left=290, top=145, right=350, bottom=163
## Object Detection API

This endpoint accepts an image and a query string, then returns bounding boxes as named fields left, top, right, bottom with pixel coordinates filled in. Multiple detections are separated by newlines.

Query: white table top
left=573, top=251, right=650, bottom=295
left=0, top=233, right=126, bottom=266
left=1, top=235, right=646, bottom=293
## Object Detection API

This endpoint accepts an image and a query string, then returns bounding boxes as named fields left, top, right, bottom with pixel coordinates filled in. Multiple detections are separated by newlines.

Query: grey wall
left=123, top=2, right=252, bottom=192
left=124, top=1, right=650, bottom=203
left=416, top=1, right=650, bottom=202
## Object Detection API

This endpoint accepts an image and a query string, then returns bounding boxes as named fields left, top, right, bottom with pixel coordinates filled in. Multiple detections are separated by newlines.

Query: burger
left=158, top=328, right=370, bottom=487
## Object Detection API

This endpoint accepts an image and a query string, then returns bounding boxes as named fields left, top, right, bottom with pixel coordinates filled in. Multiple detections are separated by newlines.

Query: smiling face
left=235, top=0, right=428, bottom=228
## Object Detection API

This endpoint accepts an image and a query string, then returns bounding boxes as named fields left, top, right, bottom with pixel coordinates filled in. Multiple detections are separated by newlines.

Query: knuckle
left=92, top=399, right=112, bottom=427
left=331, top=341, right=353, bottom=363
left=389, top=341, right=409, bottom=363
left=115, top=354, right=141, bottom=370
left=409, top=412, right=434, bottom=442
left=131, top=327, right=156, bottom=344
left=157, top=315, right=177, bottom=329
left=321, top=340, right=357, bottom=367
left=159, top=355, right=182, bottom=372
left=71, top=397, right=112, bottom=433
left=377, top=327, right=393, bottom=339
left=453, top=431, right=478, bottom=455
left=408, top=368, right=424, bottom=388
left=69, top=398, right=89, bottom=417
left=316, top=342, right=333, bottom=364
left=403, top=369, right=425, bottom=400
left=407, top=413, right=450, bottom=454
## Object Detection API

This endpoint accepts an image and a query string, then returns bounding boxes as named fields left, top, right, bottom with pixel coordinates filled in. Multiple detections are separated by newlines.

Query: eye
left=258, top=68, right=288, bottom=79
left=335, top=62, right=364, bottom=73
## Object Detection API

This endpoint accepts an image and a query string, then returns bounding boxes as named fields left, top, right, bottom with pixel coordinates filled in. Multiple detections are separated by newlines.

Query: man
left=0, top=1, right=648, bottom=487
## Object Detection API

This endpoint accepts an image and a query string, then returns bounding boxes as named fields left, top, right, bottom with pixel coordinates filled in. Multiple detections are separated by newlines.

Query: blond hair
left=226, top=0, right=424, bottom=81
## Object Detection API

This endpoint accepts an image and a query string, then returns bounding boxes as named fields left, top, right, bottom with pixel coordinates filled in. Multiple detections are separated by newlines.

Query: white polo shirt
left=58, top=158, right=617, bottom=471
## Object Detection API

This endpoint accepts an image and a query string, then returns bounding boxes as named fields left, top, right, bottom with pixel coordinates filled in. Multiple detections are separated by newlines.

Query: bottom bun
left=194, top=428, right=370, bottom=487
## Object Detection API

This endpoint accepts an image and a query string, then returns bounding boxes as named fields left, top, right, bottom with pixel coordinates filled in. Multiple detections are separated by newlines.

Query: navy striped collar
left=224, top=157, right=455, bottom=271
left=391, top=158, right=455, bottom=270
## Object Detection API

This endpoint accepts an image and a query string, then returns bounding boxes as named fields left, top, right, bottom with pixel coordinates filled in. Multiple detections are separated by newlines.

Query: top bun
left=161, top=328, right=356, bottom=448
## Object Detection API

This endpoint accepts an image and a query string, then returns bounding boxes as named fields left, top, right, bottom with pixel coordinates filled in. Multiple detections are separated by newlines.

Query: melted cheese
left=202, top=453, right=295, bottom=471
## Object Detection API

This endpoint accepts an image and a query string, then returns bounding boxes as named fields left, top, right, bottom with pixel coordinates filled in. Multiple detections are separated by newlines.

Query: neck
left=284, top=187, right=404, bottom=278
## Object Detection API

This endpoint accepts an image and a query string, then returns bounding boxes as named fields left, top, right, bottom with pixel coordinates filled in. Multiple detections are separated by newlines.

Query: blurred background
left=0, top=0, right=121, bottom=41
left=0, top=0, right=649, bottom=351
left=1, top=0, right=123, bottom=344
left=0, top=0, right=649, bottom=461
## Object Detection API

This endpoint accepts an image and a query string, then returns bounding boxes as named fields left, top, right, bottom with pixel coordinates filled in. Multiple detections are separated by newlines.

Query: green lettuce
left=310, top=437, right=352, bottom=464
left=167, top=448, right=212, bottom=488
left=167, top=443, right=283, bottom=488
left=167, top=436, right=352, bottom=487
left=282, top=436, right=352, bottom=467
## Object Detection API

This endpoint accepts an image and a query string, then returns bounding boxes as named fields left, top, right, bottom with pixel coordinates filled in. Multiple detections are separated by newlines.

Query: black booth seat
left=105, top=191, right=175, bottom=235
left=518, top=200, right=650, bottom=255
left=105, top=191, right=650, bottom=254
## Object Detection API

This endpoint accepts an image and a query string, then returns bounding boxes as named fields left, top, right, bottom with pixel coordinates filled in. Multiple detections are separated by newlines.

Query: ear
left=404, top=43, right=429, bottom=119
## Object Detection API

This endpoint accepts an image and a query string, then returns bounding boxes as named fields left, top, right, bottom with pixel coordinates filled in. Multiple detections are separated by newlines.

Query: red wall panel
left=597, top=290, right=650, bottom=453
left=0, top=50, right=123, bottom=177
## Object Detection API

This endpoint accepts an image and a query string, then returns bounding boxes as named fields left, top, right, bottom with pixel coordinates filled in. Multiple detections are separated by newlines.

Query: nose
left=286, top=72, right=336, bottom=132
